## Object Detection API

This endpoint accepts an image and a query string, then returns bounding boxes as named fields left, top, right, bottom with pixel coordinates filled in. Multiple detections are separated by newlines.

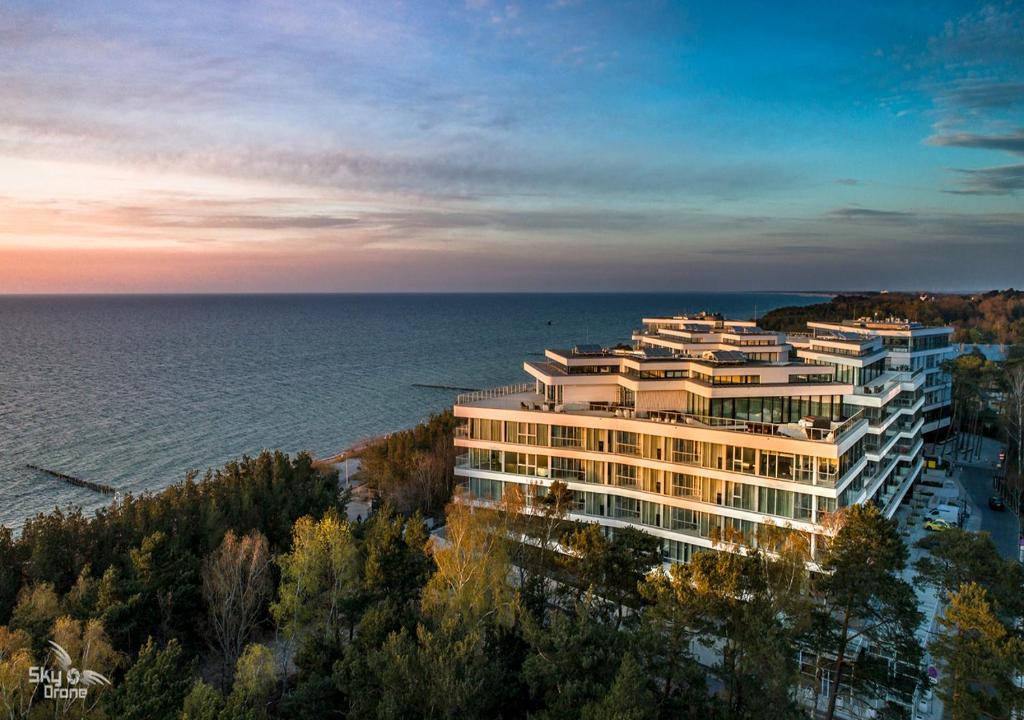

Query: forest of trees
left=4, top=443, right=1021, bottom=720
left=760, top=289, right=1024, bottom=345
left=356, top=411, right=457, bottom=516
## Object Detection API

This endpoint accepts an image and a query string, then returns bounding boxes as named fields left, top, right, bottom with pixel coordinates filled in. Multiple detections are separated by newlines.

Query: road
left=951, top=437, right=1019, bottom=560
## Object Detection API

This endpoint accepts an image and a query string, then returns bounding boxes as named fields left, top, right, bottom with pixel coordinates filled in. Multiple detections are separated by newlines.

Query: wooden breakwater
left=411, top=383, right=480, bottom=392
left=26, top=464, right=116, bottom=495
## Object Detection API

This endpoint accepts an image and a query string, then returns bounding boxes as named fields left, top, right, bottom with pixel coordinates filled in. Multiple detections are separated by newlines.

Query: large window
left=470, top=418, right=502, bottom=441
left=695, top=394, right=844, bottom=423
left=503, top=452, right=547, bottom=477
left=794, top=492, right=813, bottom=520
left=722, top=480, right=754, bottom=510
left=671, top=438, right=699, bottom=464
left=818, top=496, right=837, bottom=517
left=671, top=473, right=697, bottom=498
left=468, top=448, right=501, bottom=471
left=760, top=451, right=796, bottom=481
left=662, top=539, right=700, bottom=564
left=618, top=387, right=635, bottom=407
left=613, top=496, right=640, bottom=520
left=641, top=500, right=661, bottom=527
left=758, top=487, right=814, bottom=521
left=669, top=507, right=710, bottom=537
left=551, top=425, right=583, bottom=447
left=615, top=431, right=640, bottom=456
left=839, top=440, right=865, bottom=476
left=759, top=487, right=792, bottom=517
left=614, top=463, right=637, bottom=487
left=550, top=456, right=584, bottom=482
left=508, top=421, right=545, bottom=446
left=726, top=445, right=756, bottom=474
left=467, top=476, right=504, bottom=501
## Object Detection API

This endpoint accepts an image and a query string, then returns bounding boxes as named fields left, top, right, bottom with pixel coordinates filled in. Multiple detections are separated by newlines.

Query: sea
left=0, top=293, right=826, bottom=530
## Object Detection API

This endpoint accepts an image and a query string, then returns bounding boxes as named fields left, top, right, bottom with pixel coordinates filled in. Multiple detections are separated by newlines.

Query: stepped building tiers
left=453, top=313, right=954, bottom=563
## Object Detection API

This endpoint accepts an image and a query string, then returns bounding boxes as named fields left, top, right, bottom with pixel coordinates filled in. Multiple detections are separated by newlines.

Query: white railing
left=456, top=383, right=534, bottom=405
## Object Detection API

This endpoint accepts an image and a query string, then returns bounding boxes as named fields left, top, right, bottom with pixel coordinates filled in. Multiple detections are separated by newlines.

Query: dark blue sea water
left=0, top=293, right=825, bottom=529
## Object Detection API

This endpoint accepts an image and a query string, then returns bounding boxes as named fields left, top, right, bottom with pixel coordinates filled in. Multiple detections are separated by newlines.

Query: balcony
left=457, top=388, right=864, bottom=446
left=853, top=369, right=922, bottom=397
left=642, top=408, right=865, bottom=444
left=456, top=383, right=534, bottom=405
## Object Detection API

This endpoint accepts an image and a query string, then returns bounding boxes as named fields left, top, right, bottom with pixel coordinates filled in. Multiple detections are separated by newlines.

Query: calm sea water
left=0, top=293, right=825, bottom=530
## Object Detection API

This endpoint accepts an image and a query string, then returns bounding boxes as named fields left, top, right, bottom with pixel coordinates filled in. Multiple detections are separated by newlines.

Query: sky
left=0, top=0, right=1022, bottom=293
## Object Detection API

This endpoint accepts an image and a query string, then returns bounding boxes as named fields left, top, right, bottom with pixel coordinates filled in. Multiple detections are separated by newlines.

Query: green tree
left=358, top=411, right=457, bottom=515
left=104, top=637, right=196, bottom=720
left=562, top=524, right=660, bottom=628
left=812, top=504, right=923, bottom=720
left=930, top=583, right=1024, bottom=720
left=420, top=500, right=518, bottom=630
left=0, top=626, right=36, bottom=719
left=8, top=582, right=60, bottom=653
left=222, top=643, right=276, bottom=720
left=272, top=511, right=363, bottom=646
left=915, top=528, right=1024, bottom=620
left=522, top=599, right=626, bottom=720
left=636, top=564, right=711, bottom=719
left=685, top=549, right=803, bottom=719
left=415, top=499, right=524, bottom=719
left=362, top=506, right=432, bottom=601
left=580, top=654, right=656, bottom=720
left=0, top=528, right=22, bottom=625
left=181, top=680, right=225, bottom=720
left=127, top=531, right=201, bottom=646
left=346, top=627, right=424, bottom=720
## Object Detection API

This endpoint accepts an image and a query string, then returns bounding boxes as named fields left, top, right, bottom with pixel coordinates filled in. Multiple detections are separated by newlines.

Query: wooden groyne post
left=411, top=383, right=480, bottom=392
left=26, top=464, right=116, bottom=495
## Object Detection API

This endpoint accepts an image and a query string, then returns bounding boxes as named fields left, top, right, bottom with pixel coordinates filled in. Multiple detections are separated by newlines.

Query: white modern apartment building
left=453, top=313, right=954, bottom=565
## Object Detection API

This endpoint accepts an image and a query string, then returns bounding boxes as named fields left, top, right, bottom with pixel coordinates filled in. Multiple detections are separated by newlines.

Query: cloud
left=826, top=207, right=916, bottom=223
left=928, top=3, right=1024, bottom=67
left=924, top=129, right=1024, bottom=195
left=822, top=206, right=1024, bottom=241
left=917, top=3, right=1024, bottom=185
left=927, top=130, right=1024, bottom=155
left=935, top=80, right=1024, bottom=112
left=946, top=164, right=1024, bottom=195
left=834, top=178, right=860, bottom=186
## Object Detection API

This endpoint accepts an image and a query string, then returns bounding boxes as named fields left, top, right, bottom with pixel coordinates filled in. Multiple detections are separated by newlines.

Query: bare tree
left=202, top=530, right=273, bottom=675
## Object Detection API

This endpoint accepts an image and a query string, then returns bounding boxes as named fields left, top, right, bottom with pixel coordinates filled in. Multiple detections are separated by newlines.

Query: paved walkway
left=892, top=467, right=950, bottom=720
left=890, top=434, right=1019, bottom=719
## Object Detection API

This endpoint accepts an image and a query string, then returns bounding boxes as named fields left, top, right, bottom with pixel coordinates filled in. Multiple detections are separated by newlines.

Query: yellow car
left=924, top=518, right=954, bottom=532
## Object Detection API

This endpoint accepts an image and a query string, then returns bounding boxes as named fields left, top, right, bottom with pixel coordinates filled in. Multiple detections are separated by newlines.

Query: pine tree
left=104, top=637, right=196, bottom=720
left=812, top=504, right=923, bottom=720
left=931, top=583, right=1024, bottom=720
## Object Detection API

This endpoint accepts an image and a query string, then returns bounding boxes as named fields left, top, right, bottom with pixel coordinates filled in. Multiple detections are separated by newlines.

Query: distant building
left=453, top=313, right=954, bottom=565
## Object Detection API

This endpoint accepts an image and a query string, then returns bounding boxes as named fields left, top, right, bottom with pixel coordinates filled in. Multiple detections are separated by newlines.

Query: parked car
left=989, top=495, right=1006, bottom=511
left=925, top=505, right=962, bottom=526
left=924, top=518, right=954, bottom=532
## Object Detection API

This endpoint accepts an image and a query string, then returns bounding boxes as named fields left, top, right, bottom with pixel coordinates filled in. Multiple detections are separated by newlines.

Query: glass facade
left=686, top=393, right=846, bottom=422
